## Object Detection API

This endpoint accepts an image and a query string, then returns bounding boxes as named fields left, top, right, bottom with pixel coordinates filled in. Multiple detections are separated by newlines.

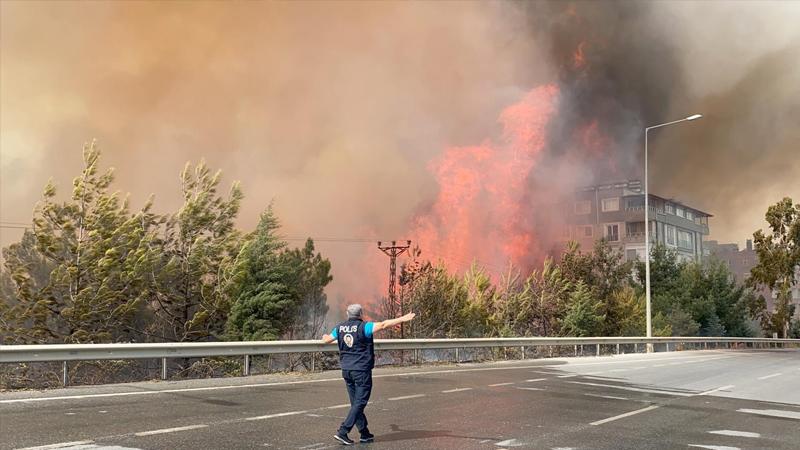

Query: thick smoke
left=2, top=1, right=798, bottom=305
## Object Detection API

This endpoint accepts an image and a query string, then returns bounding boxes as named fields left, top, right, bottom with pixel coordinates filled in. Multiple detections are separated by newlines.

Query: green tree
left=1, top=143, right=157, bottom=343
left=225, top=207, right=297, bottom=341
left=150, top=161, right=243, bottom=342
left=282, top=238, right=333, bottom=340
left=748, top=197, right=800, bottom=338
left=562, top=281, right=605, bottom=337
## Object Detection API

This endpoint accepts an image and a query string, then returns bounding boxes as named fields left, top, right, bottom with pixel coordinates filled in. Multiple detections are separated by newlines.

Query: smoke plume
left=2, top=1, right=798, bottom=305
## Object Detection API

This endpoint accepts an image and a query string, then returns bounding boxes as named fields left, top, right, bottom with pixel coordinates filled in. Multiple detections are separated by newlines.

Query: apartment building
left=566, top=180, right=711, bottom=262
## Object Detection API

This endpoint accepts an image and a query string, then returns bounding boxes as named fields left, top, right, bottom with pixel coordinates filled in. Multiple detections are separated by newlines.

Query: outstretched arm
left=322, top=327, right=338, bottom=344
left=372, top=312, right=416, bottom=334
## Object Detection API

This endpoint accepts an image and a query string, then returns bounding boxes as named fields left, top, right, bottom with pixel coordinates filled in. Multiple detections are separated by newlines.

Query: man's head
left=346, top=304, right=363, bottom=320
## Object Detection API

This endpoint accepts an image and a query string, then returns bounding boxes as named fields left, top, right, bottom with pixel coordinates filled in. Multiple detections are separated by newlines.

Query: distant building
left=706, top=240, right=800, bottom=317
left=565, top=180, right=711, bottom=263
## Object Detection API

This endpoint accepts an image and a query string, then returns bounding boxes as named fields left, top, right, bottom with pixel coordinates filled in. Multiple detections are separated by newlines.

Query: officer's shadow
left=373, top=424, right=501, bottom=444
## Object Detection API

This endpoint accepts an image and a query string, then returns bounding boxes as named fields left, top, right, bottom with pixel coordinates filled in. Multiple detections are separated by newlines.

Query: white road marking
left=441, top=388, right=473, bottom=393
left=757, top=373, right=782, bottom=380
left=15, top=441, right=95, bottom=450
left=298, top=444, right=326, bottom=449
left=98, top=411, right=108, bottom=414
left=2, top=354, right=734, bottom=404
left=246, top=410, right=308, bottom=421
left=388, top=394, right=426, bottom=401
left=694, top=385, right=734, bottom=396
left=737, top=408, right=800, bottom=420
left=495, top=439, right=525, bottom=447
left=134, top=424, right=208, bottom=436
left=590, top=405, right=660, bottom=426
left=488, top=382, right=515, bottom=387
left=688, top=445, right=740, bottom=450
left=65, top=412, right=76, bottom=415
left=584, top=393, right=629, bottom=401
left=708, top=430, right=761, bottom=438
left=515, top=387, right=544, bottom=391
left=568, top=381, right=692, bottom=397
left=557, top=374, right=578, bottom=378
left=479, top=440, right=492, bottom=444
left=530, top=371, right=561, bottom=375
left=543, top=354, right=732, bottom=368
left=652, top=364, right=668, bottom=367
left=524, top=378, right=546, bottom=382
left=326, top=404, right=351, bottom=409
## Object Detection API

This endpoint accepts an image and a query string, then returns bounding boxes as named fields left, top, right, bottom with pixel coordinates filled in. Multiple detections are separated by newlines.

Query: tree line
left=2, top=143, right=798, bottom=347
left=0, top=143, right=332, bottom=345
left=397, top=201, right=800, bottom=340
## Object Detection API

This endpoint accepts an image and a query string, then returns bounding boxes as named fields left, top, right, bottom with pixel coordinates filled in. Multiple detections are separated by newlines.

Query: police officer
left=322, top=304, right=416, bottom=445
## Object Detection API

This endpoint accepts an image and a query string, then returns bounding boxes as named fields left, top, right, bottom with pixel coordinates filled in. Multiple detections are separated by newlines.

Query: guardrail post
left=634, top=343, right=639, bottom=353
left=455, top=348, right=460, bottom=363
left=521, top=346, right=526, bottom=360
left=62, top=361, right=68, bottom=387
left=574, top=345, right=578, bottom=356
left=616, top=343, right=620, bottom=355
left=161, top=357, right=168, bottom=380
left=596, top=344, right=600, bottom=356
left=244, top=355, right=250, bottom=376
left=666, top=342, right=670, bottom=352
left=311, top=353, right=315, bottom=372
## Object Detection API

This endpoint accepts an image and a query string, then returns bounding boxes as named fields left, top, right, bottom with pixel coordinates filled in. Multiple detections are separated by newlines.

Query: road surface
left=2, top=349, right=799, bottom=449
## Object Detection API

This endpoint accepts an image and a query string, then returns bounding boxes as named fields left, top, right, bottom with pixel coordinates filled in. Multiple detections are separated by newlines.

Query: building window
left=601, top=197, right=620, bottom=212
left=626, top=249, right=638, bottom=262
left=605, top=224, right=620, bottom=242
left=561, top=226, right=572, bottom=240
left=677, top=230, right=693, bottom=250
left=579, top=225, right=594, bottom=238
left=665, top=203, right=675, bottom=215
left=626, top=197, right=644, bottom=210
left=676, top=207, right=685, bottom=218
left=665, top=224, right=676, bottom=246
left=686, top=210, right=694, bottom=221
left=574, top=200, right=591, bottom=215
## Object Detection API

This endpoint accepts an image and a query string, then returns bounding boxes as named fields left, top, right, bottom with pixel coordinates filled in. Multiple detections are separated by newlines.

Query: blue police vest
left=336, top=319, right=375, bottom=371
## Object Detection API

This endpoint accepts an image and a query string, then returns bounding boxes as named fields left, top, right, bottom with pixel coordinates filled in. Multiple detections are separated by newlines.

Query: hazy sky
left=2, top=1, right=798, bottom=302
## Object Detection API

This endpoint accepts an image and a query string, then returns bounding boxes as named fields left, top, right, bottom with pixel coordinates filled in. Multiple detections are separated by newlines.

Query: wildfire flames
left=409, top=84, right=560, bottom=273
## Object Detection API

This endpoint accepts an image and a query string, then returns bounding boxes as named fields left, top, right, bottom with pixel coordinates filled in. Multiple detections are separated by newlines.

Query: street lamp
left=644, top=114, right=702, bottom=346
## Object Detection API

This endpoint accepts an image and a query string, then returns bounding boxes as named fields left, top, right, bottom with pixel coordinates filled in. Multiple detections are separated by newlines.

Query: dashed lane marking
left=246, top=411, right=308, bottom=421
left=524, top=378, right=546, bottom=382
left=688, top=445, right=740, bottom=450
left=590, top=405, right=660, bottom=426
left=708, top=430, right=761, bottom=438
left=441, top=388, right=473, bottom=393
left=515, top=387, right=544, bottom=391
left=757, top=373, right=782, bottom=380
left=387, top=394, right=426, bottom=401
left=134, top=424, right=208, bottom=436
left=15, top=441, right=95, bottom=450
left=568, top=381, right=692, bottom=397
left=584, top=393, right=630, bottom=401
left=488, top=382, right=515, bottom=387
left=737, top=408, right=800, bottom=420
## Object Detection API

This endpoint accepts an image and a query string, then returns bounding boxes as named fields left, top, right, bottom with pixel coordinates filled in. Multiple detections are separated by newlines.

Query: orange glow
left=409, top=84, right=559, bottom=273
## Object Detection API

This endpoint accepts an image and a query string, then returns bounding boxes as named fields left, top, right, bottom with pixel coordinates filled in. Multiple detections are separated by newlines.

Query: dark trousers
left=339, top=369, right=373, bottom=435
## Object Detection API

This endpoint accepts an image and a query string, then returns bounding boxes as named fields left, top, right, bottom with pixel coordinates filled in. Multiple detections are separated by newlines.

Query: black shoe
left=334, top=433, right=354, bottom=445
left=360, top=432, right=375, bottom=443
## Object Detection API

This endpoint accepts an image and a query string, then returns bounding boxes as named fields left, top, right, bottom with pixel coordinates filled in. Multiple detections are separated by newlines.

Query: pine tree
left=225, top=207, right=298, bottom=341
left=150, top=161, right=243, bottom=342
left=1, top=142, right=156, bottom=343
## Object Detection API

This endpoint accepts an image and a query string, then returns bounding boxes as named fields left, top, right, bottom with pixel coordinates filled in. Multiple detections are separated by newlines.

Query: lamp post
left=645, top=114, right=702, bottom=347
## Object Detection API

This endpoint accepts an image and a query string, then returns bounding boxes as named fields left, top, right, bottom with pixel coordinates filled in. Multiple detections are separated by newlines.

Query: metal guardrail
left=2, top=336, right=798, bottom=386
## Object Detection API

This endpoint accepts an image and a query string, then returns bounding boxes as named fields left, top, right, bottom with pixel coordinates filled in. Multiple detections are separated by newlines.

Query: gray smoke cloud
left=2, top=1, right=798, bottom=303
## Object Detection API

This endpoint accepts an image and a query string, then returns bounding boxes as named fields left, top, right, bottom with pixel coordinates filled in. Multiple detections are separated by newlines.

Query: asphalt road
left=2, top=349, right=799, bottom=450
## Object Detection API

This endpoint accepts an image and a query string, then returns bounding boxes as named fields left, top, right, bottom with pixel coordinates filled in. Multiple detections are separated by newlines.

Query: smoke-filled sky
left=2, top=1, right=799, bottom=303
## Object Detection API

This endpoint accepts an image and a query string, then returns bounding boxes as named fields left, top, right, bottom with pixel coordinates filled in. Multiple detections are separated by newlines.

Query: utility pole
left=378, top=240, right=411, bottom=338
